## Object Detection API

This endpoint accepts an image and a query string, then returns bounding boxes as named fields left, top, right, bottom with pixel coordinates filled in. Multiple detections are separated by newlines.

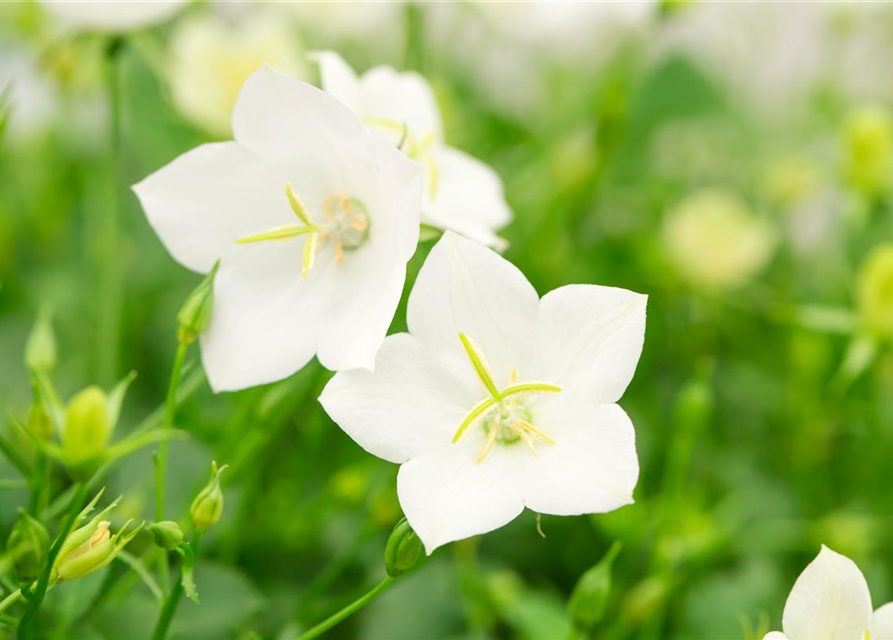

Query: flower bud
left=7, top=510, right=50, bottom=582
left=177, top=262, right=219, bottom=344
left=568, top=542, right=621, bottom=632
left=191, top=461, right=227, bottom=530
left=53, top=511, right=142, bottom=582
left=149, top=521, right=184, bottom=551
left=856, top=243, right=893, bottom=340
left=843, top=104, right=893, bottom=196
left=384, top=517, right=422, bottom=577
left=24, top=309, right=56, bottom=373
left=62, top=386, right=111, bottom=468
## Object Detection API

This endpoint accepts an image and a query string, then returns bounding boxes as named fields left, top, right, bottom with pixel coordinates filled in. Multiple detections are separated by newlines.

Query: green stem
left=97, top=38, right=124, bottom=386
left=18, top=482, right=89, bottom=639
left=151, top=533, right=201, bottom=640
left=293, top=576, right=396, bottom=640
left=154, top=339, right=189, bottom=591
left=0, top=589, right=21, bottom=615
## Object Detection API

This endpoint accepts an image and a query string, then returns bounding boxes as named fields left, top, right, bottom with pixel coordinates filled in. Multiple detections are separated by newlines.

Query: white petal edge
left=872, top=602, right=893, bottom=640
left=781, top=545, right=872, bottom=640
left=762, top=633, right=789, bottom=640
left=358, top=65, right=443, bottom=140
left=312, top=50, right=360, bottom=114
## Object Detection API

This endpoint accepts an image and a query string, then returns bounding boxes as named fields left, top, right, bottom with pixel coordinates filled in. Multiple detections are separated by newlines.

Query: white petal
left=397, top=440, right=525, bottom=554
left=313, top=50, right=360, bottom=113
left=534, top=284, right=647, bottom=402
left=781, top=546, right=872, bottom=640
left=521, top=398, right=638, bottom=515
left=320, top=333, right=479, bottom=463
left=40, top=0, right=185, bottom=31
left=872, top=603, right=893, bottom=640
left=358, top=65, right=442, bottom=141
left=763, top=634, right=789, bottom=640
left=423, top=146, right=512, bottom=248
left=232, top=64, right=362, bottom=158
left=132, top=142, right=297, bottom=274
left=407, top=232, right=539, bottom=386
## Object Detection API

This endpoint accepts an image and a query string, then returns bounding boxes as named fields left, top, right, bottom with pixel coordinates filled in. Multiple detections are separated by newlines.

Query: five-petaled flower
left=320, top=232, right=646, bottom=553
left=314, top=51, right=512, bottom=248
left=134, top=65, right=424, bottom=391
left=764, top=546, right=893, bottom=640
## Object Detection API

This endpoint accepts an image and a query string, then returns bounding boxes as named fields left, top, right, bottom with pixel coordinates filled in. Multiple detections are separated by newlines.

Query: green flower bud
left=24, top=308, right=56, bottom=373
left=63, top=386, right=111, bottom=468
left=568, top=542, right=621, bottom=632
left=7, top=510, right=50, bottom=582
left=856, top=244, right=893, bottom=340
left=149, top=521, right=184, bottom=551
left=843, top=104, right=893, bottom=196
left=191, top=461, right=227, bottom=530
left=384, top=517, right=422, bottom=577
left=54, top=519, right=142, bottom=581
left=177, top=262, right=219, bottom=344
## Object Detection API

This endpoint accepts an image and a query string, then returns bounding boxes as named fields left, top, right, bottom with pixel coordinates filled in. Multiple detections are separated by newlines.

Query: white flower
left=39, top=0, right=187, bottom=32
left=314, top=51, right=511, bottom=248
left=764, top=545, right=893, bottom=640
left=169, top=10, right=307, bottom=137
left=320, top=232, right=646, bottom=553
left=133, top=65, right=424, bottom=391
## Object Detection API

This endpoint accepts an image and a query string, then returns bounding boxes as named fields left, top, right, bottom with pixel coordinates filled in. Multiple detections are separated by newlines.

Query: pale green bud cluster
left=7, top=510, right=50, bottom=582
left=843, top=104, right=893, bottom=197
left=568, top=542, right=621, bottom=632
left=856, top=243, right=893, bottom=340
left=24, top=309, right=56, bottom=373
left=177, top=262, right=219, bottom=344
left=384, top=517, right=422, bottom=577
left=191, top=461, right=227, bottom=530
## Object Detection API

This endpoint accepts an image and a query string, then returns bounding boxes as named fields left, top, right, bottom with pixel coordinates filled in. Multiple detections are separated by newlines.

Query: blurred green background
left=3, top=1, right=893, bottom=639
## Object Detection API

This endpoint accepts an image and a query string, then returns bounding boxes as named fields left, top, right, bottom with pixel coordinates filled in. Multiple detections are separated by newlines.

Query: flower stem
left=18, top=482, right=89, bottom=639
left=151, top=532, right=201, bottom=640
left=293, top=576, right=396, bottom=640
left=154, top=339, right=189, bottom=590
left=0, top=589, right=21, bottom=616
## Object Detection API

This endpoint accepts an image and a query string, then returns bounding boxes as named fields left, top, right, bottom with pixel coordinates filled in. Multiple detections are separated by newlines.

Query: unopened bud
left=177, top=262, right=219, bottom=344
left=384, top=517, right=422, bottom=577
left=63, top=386, right=111, bottom=468
left=25, top=309, right=56, bottom=373
left=191, top=461, right=227, bottom=530
left=149, top=521, right=184, bottom=551
left=568, top=542, right=621, bottom=632
left=856, top=243, right=893, bottom=340
left=53, top=510, right=142, bottom=581
left=7, top=510, right=50, bottom=582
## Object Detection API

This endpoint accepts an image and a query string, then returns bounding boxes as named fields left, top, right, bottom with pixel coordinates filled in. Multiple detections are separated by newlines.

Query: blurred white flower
left=662, top=189, right=777, bottom=291
left=314, top=51, right=511, bottom=248
left=0, top=48, right=57, bottom=145
left=134, top=65, right=423, bottom=391
left=169, top=11, right=307, bottom=137
left=39, top=0, right=187, bottom=32
left=764, top=545, right=893, bottom=640
left=321, top=232, right=645, bottom=553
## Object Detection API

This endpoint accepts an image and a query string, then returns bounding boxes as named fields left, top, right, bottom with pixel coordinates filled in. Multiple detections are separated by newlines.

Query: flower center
left=452, top=333, right=560, bottom=464
left=363, top=117, right=440, bottom=199
left=235, top=183, right=370, bottom=279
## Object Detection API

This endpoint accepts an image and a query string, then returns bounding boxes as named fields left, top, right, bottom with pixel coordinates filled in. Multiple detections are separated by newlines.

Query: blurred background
left=3, top=1, right=893, bottom=639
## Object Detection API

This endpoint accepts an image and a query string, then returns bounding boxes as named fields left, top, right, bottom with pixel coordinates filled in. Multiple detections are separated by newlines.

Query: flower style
left=314, top=51, right=512, bottom=248
left=764, top=546, right=893, bottom=640
left=320, top=232, right=646, bottom=553
left=39, top=0, right=187, bottom=32
left=134, top=65, right=424, bottom=391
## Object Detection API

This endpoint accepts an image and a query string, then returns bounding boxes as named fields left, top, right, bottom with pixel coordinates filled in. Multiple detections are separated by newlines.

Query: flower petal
left=423, top=146, right=512, bottom=248
left=521, top=398, right=638, bottom=515
left=407, top=232, right=539, bottom=387
left=762, top=634, right=789, bottom=640
left=232, top=64, right=362, bottom=158
left=313, top=50, right=360, bottom=113
left=872, top=603, right=893, bottom=640
left=40, top=0, right=185, bottom=31
left=358, top=65, right=442, bottom=141
left=320, top=333, right=479, bottom=463
left=397, top=440, right=524, bottom=554
left=133, top=142, right=297, bottom=274
left=534, top=284, right=647, bottom=402
left=781, top=546, right=872, bottom=640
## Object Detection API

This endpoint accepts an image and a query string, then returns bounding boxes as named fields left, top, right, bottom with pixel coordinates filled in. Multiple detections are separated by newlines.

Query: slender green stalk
left=293, top=576, right=396, bottom=640
left=97, top=38, right=124, bottom=386
left=0, top=589, right=21, bottom=615
left=18, top=482, right=89, bottom=639
left=154, top=339, right=189, bottom=590
left=151, top=533, right=201, bottom=640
